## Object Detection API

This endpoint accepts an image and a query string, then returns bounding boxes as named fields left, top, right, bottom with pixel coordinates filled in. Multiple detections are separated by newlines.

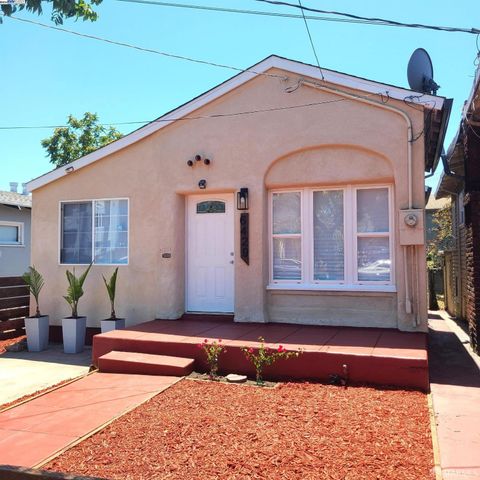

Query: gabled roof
left=26, top=54, right=447, bottom=193
left=0, top=190, right=32, bottom=208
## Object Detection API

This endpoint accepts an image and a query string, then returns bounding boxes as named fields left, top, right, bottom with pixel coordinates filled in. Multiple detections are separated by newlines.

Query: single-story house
left=436, top=65, right=480, bottom=352
left=0, top=183, right=32, bottom=277
left=26, top=55, right=451, bottom=333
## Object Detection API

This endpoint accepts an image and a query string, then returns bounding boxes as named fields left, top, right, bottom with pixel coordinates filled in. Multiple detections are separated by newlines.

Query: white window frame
left=0, top=221, right=24, bottom=247
left=58, top=197, right=130, bottom=266
left=270, top=190, right=304, bottom=284
left=268, top=185, right=395, bottom=292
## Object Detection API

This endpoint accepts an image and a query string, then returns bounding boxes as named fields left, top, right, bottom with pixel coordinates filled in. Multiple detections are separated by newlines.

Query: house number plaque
left=240, top=212, right=249, bottom=265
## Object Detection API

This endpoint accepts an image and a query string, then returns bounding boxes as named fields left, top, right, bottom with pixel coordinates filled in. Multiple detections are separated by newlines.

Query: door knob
left=230, top=260, right=234, bottom=264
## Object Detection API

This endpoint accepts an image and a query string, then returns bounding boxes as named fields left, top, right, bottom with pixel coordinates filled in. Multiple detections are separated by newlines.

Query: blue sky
left=0, top=1, right=478, bottom=192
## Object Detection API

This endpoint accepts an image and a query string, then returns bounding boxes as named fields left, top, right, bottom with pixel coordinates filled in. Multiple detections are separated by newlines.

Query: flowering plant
left=241, top=337, right=300, bottom=385
left=197, top=339, right=226, bottom=380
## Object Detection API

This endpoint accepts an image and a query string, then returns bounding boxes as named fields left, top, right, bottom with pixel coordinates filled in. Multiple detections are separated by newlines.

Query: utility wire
left=0, top=95, right=374, bottom=130
left=255, top=0, right=480, bottom=35
left=116, top=0, right=480, bottom=35
left=297, top=0, right=324, bottom=80
left=114, top=0, right=396, bottom=27
left=5, top=15, right=286, bottom=80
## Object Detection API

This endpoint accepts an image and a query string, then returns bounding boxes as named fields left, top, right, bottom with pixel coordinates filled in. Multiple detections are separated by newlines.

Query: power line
left=5, top=15, right=286, bottom=80
left=255, top=0, right=480, bottom=35
left=114, top=0, right=394, bottom=27
left=116, top=0, right=480, bottom=35
left=297, top=0, right=324, bottom=80
left=0, top=95, right=374, bottom=130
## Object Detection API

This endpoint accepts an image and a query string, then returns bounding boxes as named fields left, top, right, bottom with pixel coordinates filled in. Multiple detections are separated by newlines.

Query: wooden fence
left=0, top=276, right=30, bottom=335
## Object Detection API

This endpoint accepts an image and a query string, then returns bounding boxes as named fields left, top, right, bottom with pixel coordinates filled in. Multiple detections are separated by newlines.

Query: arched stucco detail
left=265, top=145, right=394, bottom=189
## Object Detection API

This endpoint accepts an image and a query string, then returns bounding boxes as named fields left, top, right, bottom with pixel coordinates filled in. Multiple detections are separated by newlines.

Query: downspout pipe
left=299, top=78, right=440, bottom=324
left=300, top=79, right=414, bottom=208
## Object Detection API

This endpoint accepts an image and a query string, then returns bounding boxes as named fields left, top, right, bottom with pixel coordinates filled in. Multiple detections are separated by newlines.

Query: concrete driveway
left=0, top=344, right=91, bottom=405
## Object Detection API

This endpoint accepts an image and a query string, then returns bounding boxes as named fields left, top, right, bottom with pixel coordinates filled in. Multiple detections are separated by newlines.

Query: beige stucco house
left=26, top=56, right=451, bottom=333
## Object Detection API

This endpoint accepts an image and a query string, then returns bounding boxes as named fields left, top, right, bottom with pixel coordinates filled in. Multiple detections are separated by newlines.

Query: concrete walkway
left=429, top=312, right=480, bottom=480
left=0, top=372, right=179, bottom=467
left=0, top=344, right=91, bottom=405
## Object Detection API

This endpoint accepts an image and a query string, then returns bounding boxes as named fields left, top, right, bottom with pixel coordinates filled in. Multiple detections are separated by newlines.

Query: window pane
left=61, top=203, right=92, bottom=264
left=357, top=237, right=390, bottom=282
left=94, top=199, right=128, bottom=264
left=0, top=225, right=19, bottom=244
left=357, top=188, right=389, bottom=233
left=197, top=201, right=225, bottom=214
left=273, top=237, right=301, bottom=280
left=273, top=192, right=301, bottom=234
left=313, top=190, right=344, bottom=281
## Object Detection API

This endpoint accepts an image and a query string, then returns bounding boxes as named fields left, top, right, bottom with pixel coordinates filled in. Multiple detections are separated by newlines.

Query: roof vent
left=22, top=183, right=28, bottom=195
left=9, top=182, right=18, bottom=193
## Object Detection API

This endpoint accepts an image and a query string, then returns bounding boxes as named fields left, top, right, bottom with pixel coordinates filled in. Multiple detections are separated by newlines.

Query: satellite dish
left=407, top=48, right=439, bottom=95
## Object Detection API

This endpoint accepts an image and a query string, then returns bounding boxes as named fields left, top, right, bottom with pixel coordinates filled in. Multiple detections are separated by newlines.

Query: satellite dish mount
left=407, top=48, right=440, bottom=95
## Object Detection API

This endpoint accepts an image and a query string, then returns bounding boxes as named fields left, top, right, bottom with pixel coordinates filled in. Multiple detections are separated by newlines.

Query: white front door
left=186, top=194, right=234, bottom=313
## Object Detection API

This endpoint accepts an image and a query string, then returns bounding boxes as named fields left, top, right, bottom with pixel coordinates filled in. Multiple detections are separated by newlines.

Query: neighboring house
left=436, top=66, right=480, bottom=352
left=0, top=183, right=32, bottom=277
left=26, top=55, right=451, bottom=333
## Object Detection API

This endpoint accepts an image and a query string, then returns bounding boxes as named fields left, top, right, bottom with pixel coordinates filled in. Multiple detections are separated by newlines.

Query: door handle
left=230, top=260, right=234, bottom=264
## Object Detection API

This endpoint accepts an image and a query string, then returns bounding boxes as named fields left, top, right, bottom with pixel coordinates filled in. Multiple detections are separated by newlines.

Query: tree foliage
left=427, top=205, right=454, bottom=270
left=1, top=1, right=102, bottom=24
left=42, top=112, right=123, bottom=167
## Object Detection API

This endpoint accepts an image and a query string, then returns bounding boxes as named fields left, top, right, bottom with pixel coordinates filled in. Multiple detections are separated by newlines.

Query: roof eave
left=26, top=54, right=446, bottom=193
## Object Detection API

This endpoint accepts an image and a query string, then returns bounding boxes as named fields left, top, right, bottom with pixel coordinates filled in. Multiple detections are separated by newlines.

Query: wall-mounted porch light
left=237, top=188, right=249, bottom=210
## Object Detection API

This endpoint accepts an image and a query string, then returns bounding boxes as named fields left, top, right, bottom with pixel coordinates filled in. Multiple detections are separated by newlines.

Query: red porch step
left=98, top=351, right=194, bottom=376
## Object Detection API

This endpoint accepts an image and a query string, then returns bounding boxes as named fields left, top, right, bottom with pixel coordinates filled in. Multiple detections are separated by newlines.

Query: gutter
left=441, top=152, right=464, bottom=181
left=431, top=99, right=453, bottom=173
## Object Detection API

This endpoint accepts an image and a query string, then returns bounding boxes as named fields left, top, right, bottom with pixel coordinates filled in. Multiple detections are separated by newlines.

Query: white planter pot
left=25, top=315, right=49, bottom=352
left=101, top=318, right=126, bottom=334
left=62, top=316, right=87, bottom=354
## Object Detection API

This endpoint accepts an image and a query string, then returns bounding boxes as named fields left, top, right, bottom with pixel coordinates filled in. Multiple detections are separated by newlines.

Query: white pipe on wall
left=300, top=79, right=417, bottom=320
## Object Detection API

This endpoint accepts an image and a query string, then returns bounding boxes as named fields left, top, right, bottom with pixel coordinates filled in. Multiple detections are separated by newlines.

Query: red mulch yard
left=45, top=380, right=434, bottom=480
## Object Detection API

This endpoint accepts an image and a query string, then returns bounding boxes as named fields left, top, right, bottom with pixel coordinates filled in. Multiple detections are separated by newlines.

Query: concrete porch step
left=98, top=351, right=194, bottom=376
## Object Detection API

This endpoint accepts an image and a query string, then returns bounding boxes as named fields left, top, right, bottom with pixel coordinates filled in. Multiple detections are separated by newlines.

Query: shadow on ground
left=429, top=316, right=480, bottom=388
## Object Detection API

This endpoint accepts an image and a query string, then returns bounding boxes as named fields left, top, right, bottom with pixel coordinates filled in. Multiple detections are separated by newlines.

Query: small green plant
left=63, top=263, right=92, bottom=318
left=22, top=266, right=45, bottom=317
left=102, top=267, right=119, bottom=320
left=242, top=337, right=301, bottom=385
left=197, top=339, right=226, bottom=380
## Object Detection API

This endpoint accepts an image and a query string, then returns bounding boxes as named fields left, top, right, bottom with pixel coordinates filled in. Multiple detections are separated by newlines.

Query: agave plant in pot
left=100, top=267, right=125, bottom=333
left=22, top=266, right=49, bottom=352
left=62, top=263, right=92, bottom=354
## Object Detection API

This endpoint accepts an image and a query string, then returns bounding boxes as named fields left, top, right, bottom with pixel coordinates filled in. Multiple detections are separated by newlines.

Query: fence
left=0, top=276, right=30, bottom=335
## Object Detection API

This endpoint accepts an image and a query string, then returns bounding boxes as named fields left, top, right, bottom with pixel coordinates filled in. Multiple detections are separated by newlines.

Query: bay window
left=270, top=186, right=393, bottom=290
left=60, top=199, right=128, bottom=265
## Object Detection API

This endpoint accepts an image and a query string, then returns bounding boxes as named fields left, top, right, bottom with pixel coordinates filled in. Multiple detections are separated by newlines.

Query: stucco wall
left=30, top=67, right=428, bottom=331
left=0, top=204, right=31, bottom=277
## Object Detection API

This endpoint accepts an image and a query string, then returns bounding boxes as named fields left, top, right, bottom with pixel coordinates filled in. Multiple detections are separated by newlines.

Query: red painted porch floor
left=0, top=372, right=179, bottom=468
left=93, top=318, right=428, bottom=390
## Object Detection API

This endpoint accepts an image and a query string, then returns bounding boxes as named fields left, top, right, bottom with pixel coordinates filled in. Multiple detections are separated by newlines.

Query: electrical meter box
left=398, top=209, right=425, bottom=245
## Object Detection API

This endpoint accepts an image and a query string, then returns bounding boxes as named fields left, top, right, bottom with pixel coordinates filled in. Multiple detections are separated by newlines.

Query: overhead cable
left=5, top=15, right=286, bottom=80
left=255, top=0, right=480, bottom=35
left=297, top=0, right=324, bottom=80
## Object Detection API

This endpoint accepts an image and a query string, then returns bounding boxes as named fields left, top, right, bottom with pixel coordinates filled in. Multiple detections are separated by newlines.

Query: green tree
left=1, top=1, right=102, bottom=24
left=427, top=205, right=454, bottom=310
left=42, top=112, right=123, bottom=167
